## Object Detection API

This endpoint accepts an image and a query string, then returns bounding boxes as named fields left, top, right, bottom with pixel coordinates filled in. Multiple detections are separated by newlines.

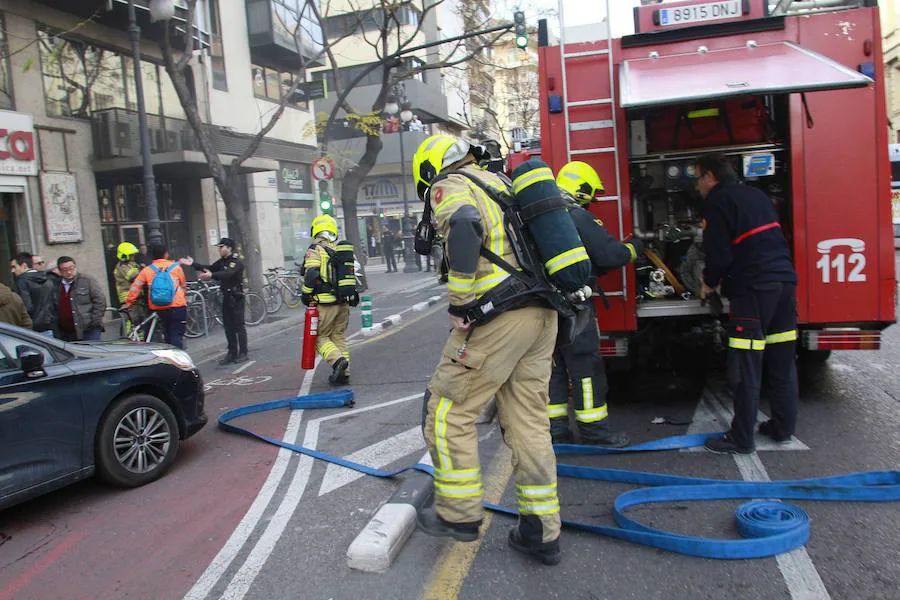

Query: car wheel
left=96, top=393, right=180, bottom=487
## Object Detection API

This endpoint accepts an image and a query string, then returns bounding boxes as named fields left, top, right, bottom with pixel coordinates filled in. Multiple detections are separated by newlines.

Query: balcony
left=246, top=0, right=324, bottom=71
left=35, top=0, right=210, bottom=50
left=91, top=108, right=277, bottom=180
left=318, top=79, right=451, bottom=141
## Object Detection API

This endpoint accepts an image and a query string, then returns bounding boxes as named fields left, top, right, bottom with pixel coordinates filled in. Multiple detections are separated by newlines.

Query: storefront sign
left=0, top=111, right=37, bottom=176
left=40, top=171, right=83, bottom=243
left=278, top=161, right=312, bottom=195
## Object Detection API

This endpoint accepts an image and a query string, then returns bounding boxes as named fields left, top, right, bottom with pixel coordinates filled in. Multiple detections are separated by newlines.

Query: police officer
left=412, top=134, right=562, bottom=566
left=548, top=161, right=641, bottom=447
left=181, top=238, right=248, bottom=365
left=695, top=154, right=799, bottom=454
left=301, top=215, right=351, bottom=385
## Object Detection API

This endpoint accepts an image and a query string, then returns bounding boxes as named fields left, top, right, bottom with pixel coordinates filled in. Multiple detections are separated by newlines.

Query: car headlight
left=152, top=349, right=195, bottom=370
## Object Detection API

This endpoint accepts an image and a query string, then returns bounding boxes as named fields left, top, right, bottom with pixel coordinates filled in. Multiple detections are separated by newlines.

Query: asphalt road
left=1, top=262, right=899, bottom=600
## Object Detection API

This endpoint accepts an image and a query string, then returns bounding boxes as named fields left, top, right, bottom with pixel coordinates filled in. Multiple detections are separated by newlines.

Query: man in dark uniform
left=549, top=161, right=641, bottom=447
left=181, top=238, right=248, bottom=365
left=695, top=154, right=799, bottom=455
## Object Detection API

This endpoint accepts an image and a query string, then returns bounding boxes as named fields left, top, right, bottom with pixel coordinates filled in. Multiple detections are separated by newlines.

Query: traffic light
left=514, top=11, right=527, bottom=50
left=318, top=180, right=333, bottom=216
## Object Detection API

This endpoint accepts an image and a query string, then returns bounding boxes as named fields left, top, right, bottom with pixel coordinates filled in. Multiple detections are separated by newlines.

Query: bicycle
left=106, top=307, right=164, bottom=343
left=263, top=267, right=303, bottom=311
left=188, top=280, right=267, bottom=327
left=184, top=288, right=208, bottom=338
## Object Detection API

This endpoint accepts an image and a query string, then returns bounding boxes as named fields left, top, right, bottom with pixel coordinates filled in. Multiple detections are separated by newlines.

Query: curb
left=347, top=452, right=434, bottom=573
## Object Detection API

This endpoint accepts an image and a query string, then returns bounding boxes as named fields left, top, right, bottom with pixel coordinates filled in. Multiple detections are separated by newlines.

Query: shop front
left=277, top=161, right=315, bottom=263
left=0, top=110, right=38, bottom=287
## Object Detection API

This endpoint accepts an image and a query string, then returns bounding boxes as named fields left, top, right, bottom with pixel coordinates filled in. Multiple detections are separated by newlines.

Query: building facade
left=882, top=0, right=900, bottom=143
left=0, top=0, right=321, bottom=299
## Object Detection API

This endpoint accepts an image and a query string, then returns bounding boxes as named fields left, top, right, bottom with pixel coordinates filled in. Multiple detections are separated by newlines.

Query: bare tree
left=311, top=0, right=511, bottom=252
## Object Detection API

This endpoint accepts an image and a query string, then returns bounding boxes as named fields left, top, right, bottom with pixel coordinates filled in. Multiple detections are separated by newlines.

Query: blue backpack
left=149, top=263, right=178, bottom=306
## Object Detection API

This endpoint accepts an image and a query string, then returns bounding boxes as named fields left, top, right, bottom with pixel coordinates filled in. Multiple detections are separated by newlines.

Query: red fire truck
left=513, top=0, right=896, bottom=366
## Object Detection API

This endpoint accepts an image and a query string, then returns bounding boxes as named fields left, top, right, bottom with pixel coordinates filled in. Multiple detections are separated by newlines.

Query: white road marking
left=203, top=376, right=273, bottom=393
left=218, top=393, right=423, bottom=600
left=318, top=427, right=426, bottom=496
left=183, top=358, right=320, bottom=600
left=231, top=360, right=257, bottom=375
left=702, top=387, right=830, bottom=600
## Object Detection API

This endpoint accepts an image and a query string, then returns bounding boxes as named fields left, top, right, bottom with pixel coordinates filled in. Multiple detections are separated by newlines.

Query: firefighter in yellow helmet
left=113, top=242, right=146, bottom=337
left=301, top=214, right=352, bottom=385
left=413, top=134, right=562, bottom=565
left=549, top=161, right=642, bottom=446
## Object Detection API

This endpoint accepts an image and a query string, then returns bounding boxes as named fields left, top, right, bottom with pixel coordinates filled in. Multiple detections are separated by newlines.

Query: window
left=209, top=0, right=227, bottom=90
left=0, top=333, right=56, bottom=370
left=0, top=15, right=13, bottom=109
left=251, top=65, right=309, bottom=110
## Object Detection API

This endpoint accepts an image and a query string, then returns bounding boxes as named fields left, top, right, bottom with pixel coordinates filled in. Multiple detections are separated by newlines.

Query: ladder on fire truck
left=556, top=0, right=626, bottom=299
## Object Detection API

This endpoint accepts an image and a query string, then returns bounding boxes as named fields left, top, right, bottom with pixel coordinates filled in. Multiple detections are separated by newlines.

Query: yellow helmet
left=557, top=161, right=604, bottom=205
left=116, top=241, right=139, bottom=261
left=311, top=214, right=338, bottom=240
left=412, top=134, right=472, bottom=200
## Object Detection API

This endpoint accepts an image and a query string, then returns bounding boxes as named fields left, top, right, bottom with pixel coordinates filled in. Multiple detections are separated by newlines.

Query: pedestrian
left=10, top=252, right=57, bottom=335
left=180, top=238, right=248, bottom=364
left=31, top=255, right=46, bottom=271
left=55, top=256, right=106, bottom=341
left=548, top=162, right=642, bottom=446
left=300, top=214, right=353, bottom=385
left=123, top=243, right=188, bottom=349
left=113, top=242, right=146, bottom=338
left=412, top=134, right=562, bottom=566
left=0, top=281, right=32, bottom=329
left=382, top=226, right=398, bottom=273
left=695, top=153, right=799, bottom=454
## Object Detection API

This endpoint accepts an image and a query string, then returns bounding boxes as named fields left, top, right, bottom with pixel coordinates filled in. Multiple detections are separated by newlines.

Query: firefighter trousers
left=317, top=303, right=350, bottom=372
left=424, top=306, right=561, bottom=544
left=548, top=305, right=611, bottom=442
left=726, top=282, right=799, bottom=449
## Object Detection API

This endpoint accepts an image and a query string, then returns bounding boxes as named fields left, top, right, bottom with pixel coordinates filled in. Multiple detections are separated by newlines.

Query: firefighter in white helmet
left=301, top=214, right=351, bottom=385
left=412, top=133, right=562, bottom=566
left=550, top=161, right=642, bottom=446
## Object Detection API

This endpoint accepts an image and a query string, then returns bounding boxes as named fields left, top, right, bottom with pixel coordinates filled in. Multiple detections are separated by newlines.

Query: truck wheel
left=96, top=393, right=180, bottom=487
left=799, top=349, right=832, bottom=364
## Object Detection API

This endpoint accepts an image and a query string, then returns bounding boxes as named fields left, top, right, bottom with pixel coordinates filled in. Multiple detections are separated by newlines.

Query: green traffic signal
left=513, top=11, right=527, bottom=49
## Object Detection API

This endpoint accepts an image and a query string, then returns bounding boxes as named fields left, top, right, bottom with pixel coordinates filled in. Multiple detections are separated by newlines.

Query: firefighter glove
left=624, top=237, right=644, bottom=262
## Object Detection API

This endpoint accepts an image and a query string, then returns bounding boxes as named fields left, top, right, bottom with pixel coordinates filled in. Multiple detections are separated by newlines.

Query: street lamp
left=384, top=84, right=417, bottom=273
left=127, top=0, right=167, bottom=247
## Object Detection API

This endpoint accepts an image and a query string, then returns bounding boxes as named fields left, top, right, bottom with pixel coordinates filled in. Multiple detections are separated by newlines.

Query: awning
left=620, top=41, right=872, bottom=109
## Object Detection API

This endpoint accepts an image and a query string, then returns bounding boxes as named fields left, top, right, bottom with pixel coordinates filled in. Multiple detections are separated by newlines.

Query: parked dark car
left=0, top=323, right=206, bottom=510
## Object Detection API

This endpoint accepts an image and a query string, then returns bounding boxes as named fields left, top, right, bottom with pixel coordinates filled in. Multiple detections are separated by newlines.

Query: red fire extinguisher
left=301, top=305, right=319, bottom=369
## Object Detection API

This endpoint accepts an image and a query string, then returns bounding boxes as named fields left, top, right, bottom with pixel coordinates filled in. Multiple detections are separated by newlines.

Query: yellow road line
left=422, top=443, right=514, bottom=600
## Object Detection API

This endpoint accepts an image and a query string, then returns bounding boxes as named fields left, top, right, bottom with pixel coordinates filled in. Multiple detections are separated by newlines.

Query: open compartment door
left=620, top=41, right=871, bottom=108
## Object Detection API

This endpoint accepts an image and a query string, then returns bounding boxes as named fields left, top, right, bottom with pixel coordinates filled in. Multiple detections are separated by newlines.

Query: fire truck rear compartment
left=626, top=94, right=792, bottom=318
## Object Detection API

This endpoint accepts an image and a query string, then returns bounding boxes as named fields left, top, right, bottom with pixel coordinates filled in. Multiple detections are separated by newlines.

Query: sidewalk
left=181, top=263, right=442, bottom=362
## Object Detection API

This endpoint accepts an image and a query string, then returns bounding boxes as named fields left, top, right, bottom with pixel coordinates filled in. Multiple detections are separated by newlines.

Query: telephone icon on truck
left=816, top=238, right=866, bottom=283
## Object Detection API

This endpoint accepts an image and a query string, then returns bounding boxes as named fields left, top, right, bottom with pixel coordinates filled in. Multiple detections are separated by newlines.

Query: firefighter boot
left=328, top=357, right=349, bottom=386
left=417, top=506, right=480, bottom=542
left=578, top=423, right=630, bottom=448
left=508, top=516, right=561, bottom=566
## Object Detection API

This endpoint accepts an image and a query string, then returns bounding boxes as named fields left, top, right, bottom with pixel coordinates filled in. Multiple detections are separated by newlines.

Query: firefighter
left=301, top=215, right=351, bottom=385
left=181, top=238, right=249, bottom=364
left=412, top=134, right=562, bottom=566
left=113, top=242, right=145, bottom=337
left=549, top=161, right=641, bottom=447
left=695, top=153, right=799, bottom=454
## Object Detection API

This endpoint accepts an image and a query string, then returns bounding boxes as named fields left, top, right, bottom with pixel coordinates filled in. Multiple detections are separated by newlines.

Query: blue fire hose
left=218, top=391, right=900, bottom=560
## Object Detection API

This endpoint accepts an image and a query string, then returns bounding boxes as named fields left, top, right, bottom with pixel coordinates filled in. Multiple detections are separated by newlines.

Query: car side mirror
left=17, top=346, right=46, bottom=378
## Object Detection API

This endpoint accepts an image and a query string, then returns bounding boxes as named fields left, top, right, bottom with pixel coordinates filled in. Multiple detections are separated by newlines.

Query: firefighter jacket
left=301, top=239, right=340, bottom=305
left=702, top=180, right=797, bottom=298
left=114, top=260, right=141, bottom=304
left=563, top=192, right=632, bottom=277
left=126, top=259, right=188, bottom=310
left=193, top=253, right=245, bottom=297
left=430, top=163, right=519, bottom=316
